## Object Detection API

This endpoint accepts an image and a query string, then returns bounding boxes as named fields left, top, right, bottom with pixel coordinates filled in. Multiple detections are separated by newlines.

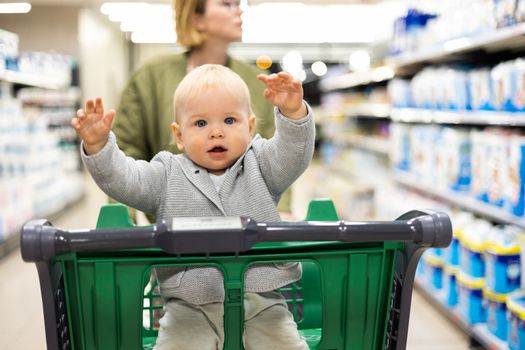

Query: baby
left=72, top=64, right=314, bottom=349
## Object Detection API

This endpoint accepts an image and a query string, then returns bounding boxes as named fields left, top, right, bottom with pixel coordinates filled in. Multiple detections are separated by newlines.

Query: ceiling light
left=100, top=2, right=148, bottom=16
left=0, top=2, right=31, bottom=13
left=311, top=61, right=328, bottom=77
left=131, top=30, right=176, bottom=44
left=349, top=50, right=370, bottom=72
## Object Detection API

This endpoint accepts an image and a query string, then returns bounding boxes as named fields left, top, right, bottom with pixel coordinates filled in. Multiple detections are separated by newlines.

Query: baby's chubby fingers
left=85, top=99, right=96, bottom=114
left=94, top=97, right=104, bottom=114
left=71, top=109, right=86, bottom=129
left=76, top=108, right=86, bottom=119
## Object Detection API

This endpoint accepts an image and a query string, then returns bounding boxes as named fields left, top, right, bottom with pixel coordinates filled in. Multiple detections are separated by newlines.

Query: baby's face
left=172, top=88, right=255, bottom=175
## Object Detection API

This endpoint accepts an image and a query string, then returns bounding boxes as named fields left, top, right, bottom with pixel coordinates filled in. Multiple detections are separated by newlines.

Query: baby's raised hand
left=257, top=72, right=307, bottom=120
left=71, top=97, right=115, bottom=155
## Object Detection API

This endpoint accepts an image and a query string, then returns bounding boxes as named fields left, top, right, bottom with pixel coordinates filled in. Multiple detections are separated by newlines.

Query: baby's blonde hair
left=173, top=64, right=253, bottom=122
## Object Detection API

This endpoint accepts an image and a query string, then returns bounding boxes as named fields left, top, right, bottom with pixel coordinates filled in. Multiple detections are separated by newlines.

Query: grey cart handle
left=21, top=210, right=451, bottom=262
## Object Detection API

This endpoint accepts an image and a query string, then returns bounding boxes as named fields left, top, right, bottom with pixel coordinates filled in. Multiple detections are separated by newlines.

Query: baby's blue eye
left=224, top=117, right=235, bottom=125
left=196, top=120, right=207, bottom=127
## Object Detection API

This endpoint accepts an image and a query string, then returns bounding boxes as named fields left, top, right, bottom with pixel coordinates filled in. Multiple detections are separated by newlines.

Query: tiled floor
left=0, top=172, right=470, bottom=349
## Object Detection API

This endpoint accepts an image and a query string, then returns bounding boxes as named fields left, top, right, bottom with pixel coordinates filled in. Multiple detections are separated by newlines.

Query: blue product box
left=470, top=130, right=491, bottom=202
left=505, top=137, right=525, bottom=217
left=391, top=123, right=411, bottom=171
left=460, top=237, right=485, bottom=278
left=444, top=266, right=459, bottom=307
left=444, top=236, right=460, bottom=266
left=483, top=288, right=508, bottom=341
left=485, top=242, right=521, bottom=294
left=423, top=253, right=444, bottom=290
left=507, top=291, right=525, bottom=350
left=442, top=128, right=471, bottom=193
left=416, top=257, right=426, bottom=277
left=457, top=272, right=486, bottom=324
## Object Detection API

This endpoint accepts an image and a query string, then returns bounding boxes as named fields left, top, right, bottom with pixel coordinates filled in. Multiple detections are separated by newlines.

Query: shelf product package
left=390, top=122, right=411, bottom=172
left=517, top=0, right=525, bottom=22
left=491, top=61, right=515, bottom=111
left=433, top=127, right=450, bottom=190
left=484, top=226, right=521, bottom=293
left=446, top=212, right=475, bottom=266
left=469, top=68, right=494, bottom=111
left=443, top=265, right=460, bottom=307
left=410, top=68, right=438, bottom=109
left=457, top=272, right=487, bottom=324
left=387, top=78, right=412, bottom=108
left=410, top=125, right=440, bottom=184
left=495, top=0, right=518, bottom=28
left=507, top=291, right=525, bottom=350
left=423, top=252, right=445, bottom=290
left=486, top=130, right=510, bottom=207
left=459, top=219, right=492, bottom=278
left=483, top=288, right=509, bottom=340
left=443, top=67, right=470, bottom=110
left=504, top=134, right=525, bottom=216
left=511, top=58, right=525, bottom=111
left=470, top=129, right=491, bottom=202
left=442, top=127, right=471, bottom=193
left=0, top=29, right=19, bottom=73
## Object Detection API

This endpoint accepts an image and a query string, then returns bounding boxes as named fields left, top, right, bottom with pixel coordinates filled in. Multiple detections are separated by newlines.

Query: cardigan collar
left=175, top=134, right=260, bottom=214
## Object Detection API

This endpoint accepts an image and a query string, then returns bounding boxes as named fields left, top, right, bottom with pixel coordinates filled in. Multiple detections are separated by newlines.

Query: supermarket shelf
left=335, top=134, right=390, bottom=156
left=0, top=69, right=70, bottom=90
left=346, top=103, right=391, bottom=119
left=394, top=171, right=525, bottom=228
left=387, top=23, right=525, bottom=74
left=415, top=279, right=507, bottom=350
left=391, top=108, right=525, bottom=126
left=319, top=66, right=395, bottom=92
left=0, top=189, right=85, bottom=259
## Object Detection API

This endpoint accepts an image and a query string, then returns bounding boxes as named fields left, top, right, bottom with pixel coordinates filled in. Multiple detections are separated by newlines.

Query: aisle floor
left=0, top=172, right=470, bottom=349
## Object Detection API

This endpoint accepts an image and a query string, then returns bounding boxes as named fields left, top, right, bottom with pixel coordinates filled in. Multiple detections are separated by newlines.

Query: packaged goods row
left=373, top=184, right=522, bottom=348
left=391, top=123, right=525, bottom=218
left=0, top=28, right=82, bottom=248
left=389, top=0, right=525, bottom=56
left=418, top=209, right=525, bottom=349
left=0, top=95, right=83, bottom=242
left=387, top=57, right=525, bottom=112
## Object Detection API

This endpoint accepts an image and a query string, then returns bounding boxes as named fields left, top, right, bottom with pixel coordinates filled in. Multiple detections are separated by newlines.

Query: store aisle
left=0, top=172, right=469, bottom=349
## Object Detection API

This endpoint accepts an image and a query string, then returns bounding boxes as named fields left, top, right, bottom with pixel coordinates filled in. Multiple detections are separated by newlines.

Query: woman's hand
left=257, top=72, right=307, bottom=120
left=71, top=97, right=115, bottom=155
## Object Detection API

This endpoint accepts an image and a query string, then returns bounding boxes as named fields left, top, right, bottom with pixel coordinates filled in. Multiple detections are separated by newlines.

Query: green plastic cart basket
left=21, top=200, right=451, bottom=350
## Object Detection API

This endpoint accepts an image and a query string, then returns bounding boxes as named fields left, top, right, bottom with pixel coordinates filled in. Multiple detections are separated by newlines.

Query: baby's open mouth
left=208, top=146, right=227, bottom=153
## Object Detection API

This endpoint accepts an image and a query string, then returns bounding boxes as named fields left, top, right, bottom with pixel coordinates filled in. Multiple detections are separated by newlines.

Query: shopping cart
left=21, top=200, right=452, bottom=350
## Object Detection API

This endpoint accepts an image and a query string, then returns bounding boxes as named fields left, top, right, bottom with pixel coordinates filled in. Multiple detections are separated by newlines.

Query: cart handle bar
left=21, top=210, right=451, bottom=262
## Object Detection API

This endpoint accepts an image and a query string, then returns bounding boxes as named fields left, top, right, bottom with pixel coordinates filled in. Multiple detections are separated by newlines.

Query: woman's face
left=197, top=0, right=243, bottom=43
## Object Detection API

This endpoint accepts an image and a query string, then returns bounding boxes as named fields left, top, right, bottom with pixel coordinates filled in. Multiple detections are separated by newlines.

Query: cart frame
left=21, top=204, right=451, bottom=350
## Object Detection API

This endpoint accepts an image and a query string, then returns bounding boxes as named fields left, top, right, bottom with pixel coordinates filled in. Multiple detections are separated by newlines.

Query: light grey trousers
left=154, top=291, right=309, bottom=350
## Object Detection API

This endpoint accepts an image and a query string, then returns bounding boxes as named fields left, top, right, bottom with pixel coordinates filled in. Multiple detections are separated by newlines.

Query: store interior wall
left=78, top=7, right=129, bottom=107
left=0, top=5, right=80, bottom=56
left=0, top=5, right=130, bottom=108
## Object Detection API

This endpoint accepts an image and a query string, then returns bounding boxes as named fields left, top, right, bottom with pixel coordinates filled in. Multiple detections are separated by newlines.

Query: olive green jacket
left=113, top=52, right=275, bottom=161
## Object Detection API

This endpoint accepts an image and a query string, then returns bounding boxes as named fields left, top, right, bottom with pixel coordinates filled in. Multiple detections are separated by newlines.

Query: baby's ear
left=249, top=115, right=256, bottom=135
left=171, top=122, right=184, bottom=151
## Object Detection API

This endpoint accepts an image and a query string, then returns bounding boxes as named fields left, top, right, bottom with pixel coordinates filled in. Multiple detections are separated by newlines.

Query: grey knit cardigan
left=81, top=105, right=315, bottom=305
